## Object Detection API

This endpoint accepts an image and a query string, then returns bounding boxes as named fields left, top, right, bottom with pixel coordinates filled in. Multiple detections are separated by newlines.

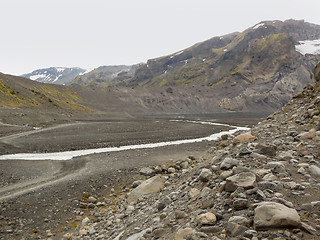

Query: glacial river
left=0, top=121, right=249, bottom=161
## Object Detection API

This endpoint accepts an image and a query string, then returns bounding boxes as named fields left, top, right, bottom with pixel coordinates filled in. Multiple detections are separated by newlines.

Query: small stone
left=79, top=229, right=88, bottom=236
left=197, top=212, right=217, bottom=226
left=299, top=128, right=316, bottom=139
left=132, top=180, right=143, bottom=188
left=220, top=157, right=239, bottom=170
left=180, top=161, right=189, bottom=169
left=226, top=222, right=248, bottom=237
left=220, top=170, right=233, bottom=179
left=309, top=165, right=320, bottom=177
left=174, top=228, right=195, bottom=240
left=156, top=196, right=171, bottom=211
left=199, top=168, right=212, bottom=182
left=258, top=181, right=283, bottom=192
left=200, top=187, right=211, bottom=198
left=88, top=196, right=97, bottom=203
left=297, top=163, right=309, bottom=168
left=233, top=198, right=249, bottom=211
left=152, top=228, right=166, bottom=238
left=127, top=205, right=135, bottom=213
left=228, top=216, right=250, bottom=227
left=189, top=188, right=200, bottom=198
left=175, top=210, right=187, bottom=219
left=139, top=167, right=154, bottom=176
left=255, top=144, right=277, bottom=157
left=168, top=167, right=176, bottom=173
left=82, top=217, right=90, bottom=225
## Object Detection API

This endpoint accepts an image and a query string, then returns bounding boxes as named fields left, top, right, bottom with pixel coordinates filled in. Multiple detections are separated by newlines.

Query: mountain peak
left=22, top=67, right=87, bottom=85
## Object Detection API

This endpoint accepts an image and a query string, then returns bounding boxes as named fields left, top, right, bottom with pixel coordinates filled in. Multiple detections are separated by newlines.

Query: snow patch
left=56, top=67, right=66, bottom=72
left=224, top=49, right=227, bottom=52
left=29, top=74, right=47, bottom=80
left=253, top=23, right=265, bottom=29
left=53, top=74, right=62, bottom=82
left=79, top=69, right=92, bottom=75
left=295, top=39, right=320, bottom=55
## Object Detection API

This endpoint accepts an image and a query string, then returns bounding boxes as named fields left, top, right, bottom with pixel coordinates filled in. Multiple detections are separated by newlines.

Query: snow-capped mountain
left=21, top=67, right=87, bottom=85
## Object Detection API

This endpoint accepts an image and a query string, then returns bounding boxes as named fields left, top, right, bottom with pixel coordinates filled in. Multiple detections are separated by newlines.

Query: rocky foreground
left=57, top=67, right=320, bottom=240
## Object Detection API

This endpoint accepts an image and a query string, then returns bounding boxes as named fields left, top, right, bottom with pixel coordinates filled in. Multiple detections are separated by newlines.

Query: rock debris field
left=57, top=75, right=319, bottom=238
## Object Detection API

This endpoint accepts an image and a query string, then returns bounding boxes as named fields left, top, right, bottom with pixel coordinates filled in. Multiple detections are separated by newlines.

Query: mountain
left=75, top=20, right=320, bottom=113
left=69, top=65, right=137, bottom=87
left=120, top=19, right=320, bottom=112
left=21, top=67, right=87, bottom=85
left=0, top=72, right=88, bottom=111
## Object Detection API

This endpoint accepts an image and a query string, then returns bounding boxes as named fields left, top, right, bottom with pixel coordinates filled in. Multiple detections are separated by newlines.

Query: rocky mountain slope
left=69, top=65, right=137, bottom=87
left=0, top=72, right=88, bottom=111
left=62, top=62, right=320, bottom=239
left=75, top=20, right=320, bottom=113
left=21, top=67, right=86, bottom=85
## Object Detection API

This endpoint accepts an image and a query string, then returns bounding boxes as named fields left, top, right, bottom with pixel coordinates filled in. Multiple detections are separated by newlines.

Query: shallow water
left=0, top=121, right=249, bottom=161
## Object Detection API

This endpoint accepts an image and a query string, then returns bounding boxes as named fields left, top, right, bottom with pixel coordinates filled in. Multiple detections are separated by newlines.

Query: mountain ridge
left=21, top=67, right=86, bottom=85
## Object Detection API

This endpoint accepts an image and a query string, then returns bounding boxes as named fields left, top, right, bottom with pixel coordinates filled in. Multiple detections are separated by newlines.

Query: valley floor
left=0, top=116, right=260, bottom=240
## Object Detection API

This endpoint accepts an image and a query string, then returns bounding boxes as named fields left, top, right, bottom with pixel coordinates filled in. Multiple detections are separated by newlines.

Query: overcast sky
left=1, top=0, right=320, bottom=75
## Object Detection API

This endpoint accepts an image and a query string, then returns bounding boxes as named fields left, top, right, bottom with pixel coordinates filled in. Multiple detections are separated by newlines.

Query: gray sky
left=1, top=0, right=320, bottom=75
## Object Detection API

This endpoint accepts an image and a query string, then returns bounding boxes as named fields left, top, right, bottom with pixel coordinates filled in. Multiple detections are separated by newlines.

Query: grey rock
left=128, top=175, right=165, bottom=203
left=233, top=198, right=249, bottom=211
left=175, top=210, right=187, bottom=219
left=254, top=202, right=300, bottom=230
left=309, top=165, right=320, bottom=177
left=198, top=168, right=212, bottom=182
left=156, top=196, right=171, bottom=211
left=152, top=228, right=165, bottom=239
left=232, top=166, right=251, bottom=175
left=278, top=151, right=294, bottom=161
left=139, top=167, right=154, bottom=176
left=228, top=216, right=250, bottom=227
left=197, top=212, right=217, bottom=226
left=225, top=172, right=257, bottom=192
left=264, top=161, right=286, bottom=174
left=255, top=144, right=277, bottom=157
left=220, top=157, right=239, bottom=170
left=132, top=180, right=143, bottom=188
left=226, top=222, right=248, bottom=237
left=258, top=181, right=283, bottom=192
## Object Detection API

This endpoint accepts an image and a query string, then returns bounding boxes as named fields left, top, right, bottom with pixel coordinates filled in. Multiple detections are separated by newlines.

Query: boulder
left=197, top=212, right=217, bottom=226
left=225, top=172, right=257, bottom=192
left=220, top=157, right=239, bottom=170
left=255, top=144, right=277, bottom=157
left=309, top=165, right=320, bottom=177
left=254, top=202, right=300, bottom=230
left=198, top=168, right=212, bottom=182
left=233, top=133, right=256, bottom=145
left=139, top=167, right=154, bottom=176
left=127, top=175, right=165, bottom=203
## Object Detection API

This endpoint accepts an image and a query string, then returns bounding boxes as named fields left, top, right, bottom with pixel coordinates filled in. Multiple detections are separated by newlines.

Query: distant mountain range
left=21, top=67, right=87, bottom=85
left=14, top=19, right=320, bottom=114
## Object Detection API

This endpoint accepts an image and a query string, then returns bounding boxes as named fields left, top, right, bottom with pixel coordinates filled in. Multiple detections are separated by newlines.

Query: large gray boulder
left=225, top=172, right=257, bottom=192
left=127, top=175, right=165, bottom=203
left=254, top=202, right=300, bottom=230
